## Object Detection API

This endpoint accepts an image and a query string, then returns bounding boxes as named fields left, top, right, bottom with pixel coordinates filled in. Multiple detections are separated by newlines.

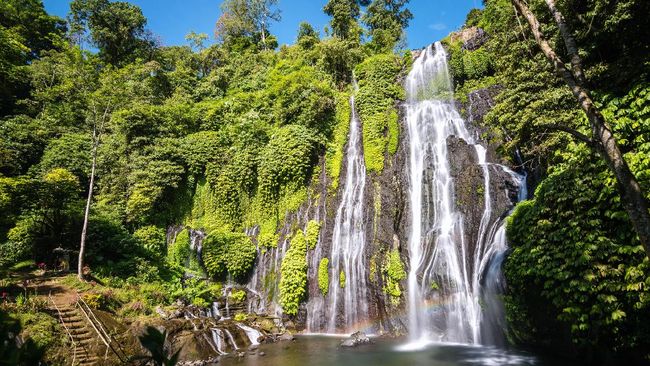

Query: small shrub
left=318, top=258, right=329, bottom=296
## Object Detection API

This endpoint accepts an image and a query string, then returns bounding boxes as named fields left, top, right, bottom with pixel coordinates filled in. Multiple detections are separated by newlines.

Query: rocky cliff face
left=168, top=41, right=520, bottom=338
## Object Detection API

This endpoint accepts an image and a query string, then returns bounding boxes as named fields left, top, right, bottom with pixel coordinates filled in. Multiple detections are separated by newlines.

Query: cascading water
left=403, top=42, right=526, bottom=347
left=323, top=93, right=369, bottom=333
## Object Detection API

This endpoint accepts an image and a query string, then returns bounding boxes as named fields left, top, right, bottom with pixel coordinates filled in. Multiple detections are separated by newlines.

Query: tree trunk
left=511, top=0, right=650, bottom=258
left=543, top=0, right=586, bottom=85
left=78, top=135, right=97, bottom=280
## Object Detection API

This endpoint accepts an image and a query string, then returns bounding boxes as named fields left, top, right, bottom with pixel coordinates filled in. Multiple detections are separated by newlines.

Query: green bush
left=258, top=124, right=317, bottom=204
left=505, top=145, right=650, bottom=358
left=202, top=231, right=256, bottom=279
left=325, top=91, right=351, bottom=190
left=383, top=250, right=406, bottom=304
left=355, top=54, right=405, bottom=173
left=229, top=288, right=247, bottom=303
left=133, top=225, right=166, bottom=259
left=318, top=258, right=329, bottom=296
left=279, top=231, right=308, bottom=315
left=167, top=229, right=190, bottom=267
left=305, top=220, right=321, bottom=250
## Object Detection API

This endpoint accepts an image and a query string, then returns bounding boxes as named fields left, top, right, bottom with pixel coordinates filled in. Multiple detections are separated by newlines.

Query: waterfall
left=224, top=329, right=239, bottom=350
left=403, top=42, right=526, bottom=347
left=324, top=93, right=369, bottom=333
left=211, top=329, right=227, bottom=355
left=237, top=324, right=262, bottom=345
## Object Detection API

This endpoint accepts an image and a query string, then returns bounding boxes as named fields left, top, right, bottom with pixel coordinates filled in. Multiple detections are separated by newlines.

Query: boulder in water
left=278, top=332, right=295, bottom=342
left=340, top=331, right=371, bottom=347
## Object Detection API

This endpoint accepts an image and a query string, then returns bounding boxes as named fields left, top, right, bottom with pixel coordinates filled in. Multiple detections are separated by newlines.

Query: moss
left=339, top=269, right=346, bottom=288
left=326, top=91, right=351, bottom=190
left=229, top=288, right=247, bottom=303
left=318, top=258, right=329, bottom=295
left=383, top=250, right=406, bottom=305
left=355, top=54, right=406, bottom=174
left=167, top=229, right=190, bottom=267
left=387, top=109, right=399, bottom=155
left=305, top=220, right=321, bottom=250
left=202, top=231, right=257, bottom=279
left=279, top=231, right=309, bottom=315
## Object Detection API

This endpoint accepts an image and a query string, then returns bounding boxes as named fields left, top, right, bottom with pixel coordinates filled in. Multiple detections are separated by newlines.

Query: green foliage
left=383, top=250, right=405, bottom=304
left=133, top=225, right=166, bottom=260
left=323, top=0, right=365, bottom=40
left=297, top=22, right=320, bottom=50
left=69, top=0, right=154, bottom=66
left=505, top=146, right=650, bottom=358
left=233, top=312, right=248, bottom=322
left=325, top=91, right=351, bottom=190
left=363, top=0, right=413, bottom=52
left=339, top=269, right=346, bottom=288
left=167, top=229, right=190, bottom=268
left=318, top=258, right=329, bottom=296
left=258, top=124, right=317, bottom=204
left=447, top=41, right=493, bottom=87
left=279, top=231, right=308, bottom=315
left=305, top=220, right=321, bottom=250
left=355, top=54, right=405, bottom=173
left=229, top=288, right=247, bottom=303
left=202, top=231, right=256, bottom=279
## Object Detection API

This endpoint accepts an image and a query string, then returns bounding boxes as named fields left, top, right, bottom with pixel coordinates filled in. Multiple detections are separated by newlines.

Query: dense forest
left=0, top=0, right=648, bottom=365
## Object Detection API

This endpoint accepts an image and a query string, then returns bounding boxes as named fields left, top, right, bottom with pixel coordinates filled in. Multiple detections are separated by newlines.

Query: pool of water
left=219, top=335, right=567, bottom=366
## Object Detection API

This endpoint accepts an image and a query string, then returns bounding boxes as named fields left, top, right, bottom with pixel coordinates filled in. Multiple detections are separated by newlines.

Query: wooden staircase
left=50, top=295, right=128, bottom=366
left=52, top=302, right=100, bottom=365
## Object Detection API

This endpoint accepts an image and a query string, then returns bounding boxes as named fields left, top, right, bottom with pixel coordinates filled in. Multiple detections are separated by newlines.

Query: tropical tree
left=323, top=0, right=370, bottom=40
left=362, top=0, right=412, bottom=51
left=215, top=0, right=281, bottom=50
left=68, top=0, right=155, bottom=65
left=510, top=0, right=650, bottom=258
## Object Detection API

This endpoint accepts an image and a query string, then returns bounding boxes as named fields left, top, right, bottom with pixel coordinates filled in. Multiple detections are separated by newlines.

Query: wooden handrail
left=48, top=294, right=78, bottom=365
left=75, top=294, right=128, bottom=364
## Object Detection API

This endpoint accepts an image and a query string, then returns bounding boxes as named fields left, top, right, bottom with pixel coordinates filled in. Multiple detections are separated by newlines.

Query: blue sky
left=43, top=0, right=481, bottom=50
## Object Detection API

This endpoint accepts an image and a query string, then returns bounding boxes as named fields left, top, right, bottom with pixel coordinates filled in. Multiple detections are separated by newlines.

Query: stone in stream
left=339, top=331, right=372, bottom=347
left=278, top=332, right=295, bottom=342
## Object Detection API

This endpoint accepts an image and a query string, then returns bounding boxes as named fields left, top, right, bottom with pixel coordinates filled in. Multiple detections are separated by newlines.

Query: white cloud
left=429, top=23, right=447, bottom=31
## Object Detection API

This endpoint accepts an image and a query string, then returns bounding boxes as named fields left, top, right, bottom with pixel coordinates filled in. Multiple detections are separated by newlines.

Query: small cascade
left=211, top=328, right=227, bottom=355
left=321, top=93, right=369, bottom=333
left=224, top=329, right=239, bottom=350
left=237, top=324, right=262, bottom=345
left=403, top=42, right=526, bottom=347
left=212, top=302, right=221, bottom=319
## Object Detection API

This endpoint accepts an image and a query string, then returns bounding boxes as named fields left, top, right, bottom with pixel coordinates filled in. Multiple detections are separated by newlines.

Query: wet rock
left=155, top=306, right=168, bottom=319
left=450, top=27, right=489, bottom=51
left=467, top=85, right=503, bottom=126
left=278, top=332, right=295, bottom=342
left=248, top=344, right=259, bottom=351
left=340, top=331, right=372, bottom=347
left=259, top=351, right=266, bottom=356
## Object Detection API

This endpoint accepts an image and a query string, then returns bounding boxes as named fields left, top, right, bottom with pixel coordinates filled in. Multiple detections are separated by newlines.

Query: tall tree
left=215, top=0, right=281, bottom=50
left=510, top=0, right=650, bottom=258
left=362, top=0, right=412, bottom=51
left=323, top=0, right=370, bottom=39
left=0, top=0, right=65, bottom=117
left=68, top=0, right=155, bottom=65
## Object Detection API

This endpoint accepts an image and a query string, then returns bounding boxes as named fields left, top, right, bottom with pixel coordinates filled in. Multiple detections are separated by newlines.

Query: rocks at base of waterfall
left=177, top=358, right=219, bottom=366
left=278, top=332, right=295, bottom=342
left=248, top=344, right=259, bottom=351
left=155, top=305, right=184, bottom=320
left=340, top=331, right=372, bottom=347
